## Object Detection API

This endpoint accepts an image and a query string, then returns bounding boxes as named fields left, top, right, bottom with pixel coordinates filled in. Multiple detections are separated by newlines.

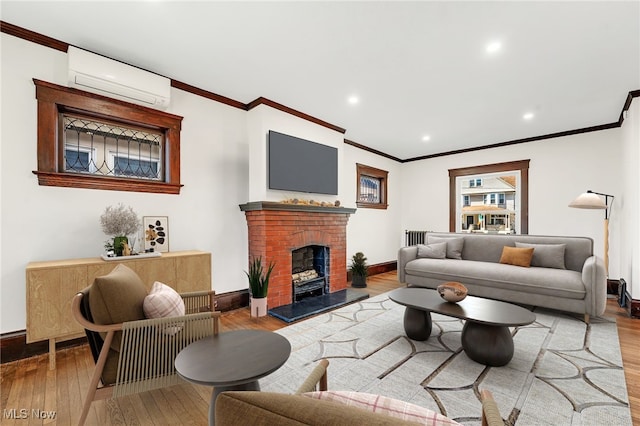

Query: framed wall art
left=143, top=216, right=169, bottom=252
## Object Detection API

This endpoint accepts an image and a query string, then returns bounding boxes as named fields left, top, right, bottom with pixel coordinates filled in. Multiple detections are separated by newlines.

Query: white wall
left=246, top=104, right=344, bottom=204
left=1, top=31, right=637, bottom=335
left=0, top=34, right=249, bottom=333
left=400, top=129, right=624, bottom=280
left=342, top=145, right=403, bottom=266
left=621, top=99, right=640, bottom=298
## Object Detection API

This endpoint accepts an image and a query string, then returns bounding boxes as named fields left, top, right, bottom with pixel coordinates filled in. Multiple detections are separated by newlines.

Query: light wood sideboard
left=26, top=250, right=212, bottom=369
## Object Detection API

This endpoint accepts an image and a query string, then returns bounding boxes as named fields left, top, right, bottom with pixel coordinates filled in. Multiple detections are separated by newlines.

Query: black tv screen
left=268, top=130, right=338, bottom=195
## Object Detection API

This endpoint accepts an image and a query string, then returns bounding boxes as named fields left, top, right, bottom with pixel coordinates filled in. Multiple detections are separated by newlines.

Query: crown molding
left=3, top=21, right=638, bottom=163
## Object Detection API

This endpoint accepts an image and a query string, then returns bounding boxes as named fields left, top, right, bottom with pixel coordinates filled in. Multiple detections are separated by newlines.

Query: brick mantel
left=239, top=202, right=356, bottom=308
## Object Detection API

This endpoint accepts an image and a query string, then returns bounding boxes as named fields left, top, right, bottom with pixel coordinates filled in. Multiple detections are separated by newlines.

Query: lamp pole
left=586, top=190, right=614, bottom=276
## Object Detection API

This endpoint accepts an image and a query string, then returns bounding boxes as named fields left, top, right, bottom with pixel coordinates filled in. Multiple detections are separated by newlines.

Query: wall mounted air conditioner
left=68, top=46, right=170, bottom=110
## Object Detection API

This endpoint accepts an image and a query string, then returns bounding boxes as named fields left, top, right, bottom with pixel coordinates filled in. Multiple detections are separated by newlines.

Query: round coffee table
left=389, top=287, right=536, bottom=366
left=174, top=329, right=291, bottom=425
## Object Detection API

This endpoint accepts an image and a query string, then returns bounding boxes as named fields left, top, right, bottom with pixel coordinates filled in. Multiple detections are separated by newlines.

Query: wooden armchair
left=480, top=390, right=504, bottom=426
left=72, top=287, right=220, bottom=425
left=294, top=358, right=329, bottom=394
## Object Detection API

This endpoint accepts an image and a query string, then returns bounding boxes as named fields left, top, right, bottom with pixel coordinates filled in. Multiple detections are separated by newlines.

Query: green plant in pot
left=245, top=257, right=275, bottom=317
left=100, top=203, right=140, bottom=256
left=350, top=252, right=369, bottom=288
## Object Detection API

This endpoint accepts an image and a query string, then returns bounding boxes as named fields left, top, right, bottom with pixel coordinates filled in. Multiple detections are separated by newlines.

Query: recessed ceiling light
left=486, top=41, right=502, bottom=54
left=523, top=112, right=534, bottom=120
left=422, top=135, right=431, bottom=142
left=348, top=95, right=359, bottom=105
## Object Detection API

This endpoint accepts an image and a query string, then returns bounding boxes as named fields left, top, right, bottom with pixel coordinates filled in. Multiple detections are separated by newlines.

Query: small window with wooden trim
left=356, top=163, right=388, bottom=209
left=33, top=79, right=183, bottom=194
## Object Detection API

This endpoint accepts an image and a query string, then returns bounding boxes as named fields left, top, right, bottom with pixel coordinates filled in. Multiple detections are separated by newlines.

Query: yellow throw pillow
left=499, top=246, right=534, bottom=267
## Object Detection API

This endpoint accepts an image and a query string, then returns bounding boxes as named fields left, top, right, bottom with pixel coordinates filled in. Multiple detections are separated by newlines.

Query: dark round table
left=389, top=287, right=536, bottom=366
left=175, top=329, right=291, bottom=425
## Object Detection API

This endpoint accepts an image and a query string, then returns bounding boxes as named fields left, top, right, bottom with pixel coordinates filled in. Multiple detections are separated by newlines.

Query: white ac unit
left=68, top=46, right=170, bottom=110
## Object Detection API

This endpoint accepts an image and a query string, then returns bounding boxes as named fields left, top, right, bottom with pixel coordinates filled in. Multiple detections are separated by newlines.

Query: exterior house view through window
left=459, top=174, right=517, bottom=233
left=356, top=163, right=388, bottom=209
left=64, top=114, right=163, bottom=180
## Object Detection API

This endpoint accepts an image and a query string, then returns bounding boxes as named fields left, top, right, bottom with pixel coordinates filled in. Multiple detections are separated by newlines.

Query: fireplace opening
left=292, top=245, right=329, bottom=302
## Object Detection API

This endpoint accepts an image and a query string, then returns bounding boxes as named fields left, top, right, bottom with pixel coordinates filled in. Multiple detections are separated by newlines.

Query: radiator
left=405, top=230, right=427, bottom=246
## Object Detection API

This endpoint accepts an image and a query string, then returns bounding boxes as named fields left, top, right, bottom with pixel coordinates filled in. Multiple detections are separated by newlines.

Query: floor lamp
left=568, top=190, right=614, bottom=276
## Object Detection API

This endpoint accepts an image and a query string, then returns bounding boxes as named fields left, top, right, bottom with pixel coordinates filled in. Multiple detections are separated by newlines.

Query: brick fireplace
left=239, top=201, right=356, bottom=308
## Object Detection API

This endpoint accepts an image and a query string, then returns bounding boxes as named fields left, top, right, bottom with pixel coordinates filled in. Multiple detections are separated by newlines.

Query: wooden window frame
left=356, top=163, right=388, bottom=209
left=449, top=160, right=529, bottom=233
left=33, top=79, right=183, bottom=194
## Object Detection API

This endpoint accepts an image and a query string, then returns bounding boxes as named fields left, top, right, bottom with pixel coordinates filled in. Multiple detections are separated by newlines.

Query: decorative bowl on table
left=437, top=282, right=468, bottom=303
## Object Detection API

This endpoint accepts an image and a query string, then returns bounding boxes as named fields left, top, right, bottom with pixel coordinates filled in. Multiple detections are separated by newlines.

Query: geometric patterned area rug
left=260, top=292, right=632, bottom=425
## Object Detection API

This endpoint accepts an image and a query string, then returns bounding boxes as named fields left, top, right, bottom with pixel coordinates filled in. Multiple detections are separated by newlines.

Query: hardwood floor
left=1, top=272, right=638, bottom=425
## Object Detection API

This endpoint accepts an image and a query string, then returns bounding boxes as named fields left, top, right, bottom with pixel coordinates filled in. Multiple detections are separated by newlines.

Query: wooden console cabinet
left=26, top=250, right=211, bottom=369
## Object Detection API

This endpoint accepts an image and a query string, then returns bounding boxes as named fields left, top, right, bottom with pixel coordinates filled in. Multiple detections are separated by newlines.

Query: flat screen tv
left=268, top=130, right=338, bottom=195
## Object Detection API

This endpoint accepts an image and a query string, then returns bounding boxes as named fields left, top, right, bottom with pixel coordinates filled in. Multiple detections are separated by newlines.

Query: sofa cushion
left=499, top=246, right=534, bottom=267
left=215, top=391, right=421, bottom=425
left=427, top=236, right=464, bottom=259
left=303, top=391, right=461, bottom=425
left=417, top=242, right=447, bottom=259
left=143, top=281, right=185, bottom=335
left=89, top=264, right=148, bottom=351
left=404, top=258, right=585, bottom=300
left=424, top=233, right=592, bottom=272
left=515, top=242, right=566, bottom=269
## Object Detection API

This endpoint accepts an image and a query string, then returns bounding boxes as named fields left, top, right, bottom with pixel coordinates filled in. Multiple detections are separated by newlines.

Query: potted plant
left=350, top=252, right=369, bottom=288
left=245, top=256, right=275, bottom=317
left=100, top=203, right=140, bottom=256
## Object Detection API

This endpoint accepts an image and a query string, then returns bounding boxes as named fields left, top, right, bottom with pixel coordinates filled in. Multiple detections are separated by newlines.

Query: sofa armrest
left=397, top=246, right=418, bottom=283
left=581, top=255, right=607, bottom=317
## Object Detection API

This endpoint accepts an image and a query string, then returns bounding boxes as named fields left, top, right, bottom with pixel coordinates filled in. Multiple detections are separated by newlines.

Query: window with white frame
left=64, top=144, right=96, bottom=173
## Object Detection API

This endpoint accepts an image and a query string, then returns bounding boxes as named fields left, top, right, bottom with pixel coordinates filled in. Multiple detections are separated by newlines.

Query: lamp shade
left=568, top=192, right=607, bottom=209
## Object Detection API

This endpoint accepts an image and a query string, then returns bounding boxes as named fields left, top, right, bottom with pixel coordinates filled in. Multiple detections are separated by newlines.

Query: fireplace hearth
left=239, top=201, right=356, bottom=310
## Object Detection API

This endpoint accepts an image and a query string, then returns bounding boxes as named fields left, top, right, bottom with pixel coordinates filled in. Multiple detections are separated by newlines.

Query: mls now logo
left=3, top=409, right=57, bottom=419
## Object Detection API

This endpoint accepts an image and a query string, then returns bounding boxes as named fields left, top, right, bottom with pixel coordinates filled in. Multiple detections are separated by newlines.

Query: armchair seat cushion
left=89, top=264, right=148, bottom=351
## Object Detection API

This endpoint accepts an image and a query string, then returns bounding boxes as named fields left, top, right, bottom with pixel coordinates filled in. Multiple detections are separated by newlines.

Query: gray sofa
left=398, top=232, right=607, bottom=322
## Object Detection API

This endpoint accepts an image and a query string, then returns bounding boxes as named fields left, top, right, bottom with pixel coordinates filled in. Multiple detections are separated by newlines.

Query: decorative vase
left=250, top=297, right=268, bottom=317
left=437, top=282, right=468, bottom=303
left=352, top=274, right=367, bottom=288
left=113, top=236, right=128, bottom=257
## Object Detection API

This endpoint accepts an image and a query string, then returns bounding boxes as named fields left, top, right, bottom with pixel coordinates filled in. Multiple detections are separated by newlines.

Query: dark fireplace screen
left=291, top=245, right=329, bottom=302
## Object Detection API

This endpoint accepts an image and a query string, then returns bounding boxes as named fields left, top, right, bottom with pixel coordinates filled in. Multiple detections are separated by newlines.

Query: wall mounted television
left=268, top=130, right=338, bottom=195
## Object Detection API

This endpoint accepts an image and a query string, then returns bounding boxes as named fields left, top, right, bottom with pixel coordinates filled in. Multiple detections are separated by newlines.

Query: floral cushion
left=302, top=391, right=461, bottom=425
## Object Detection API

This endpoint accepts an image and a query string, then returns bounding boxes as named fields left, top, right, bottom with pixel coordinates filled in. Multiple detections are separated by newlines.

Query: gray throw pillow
left=417, top=242, right=447, bottom=259
left=426, top=236, right=464, bottom=259
left=515, top=242, right=566, bottom=269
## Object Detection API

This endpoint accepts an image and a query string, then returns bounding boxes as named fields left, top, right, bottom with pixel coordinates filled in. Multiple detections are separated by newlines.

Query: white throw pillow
left=143, top=281, right=185, bottom=335
left=417, top=242, right=447, bottom=259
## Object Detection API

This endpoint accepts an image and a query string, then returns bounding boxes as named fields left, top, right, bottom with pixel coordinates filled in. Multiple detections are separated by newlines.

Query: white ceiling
left=2, top=1, right=639, bottom=160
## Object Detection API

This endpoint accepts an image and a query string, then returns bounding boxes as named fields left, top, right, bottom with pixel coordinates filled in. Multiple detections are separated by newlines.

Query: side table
left=174, top=329, right=291, bottom=426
